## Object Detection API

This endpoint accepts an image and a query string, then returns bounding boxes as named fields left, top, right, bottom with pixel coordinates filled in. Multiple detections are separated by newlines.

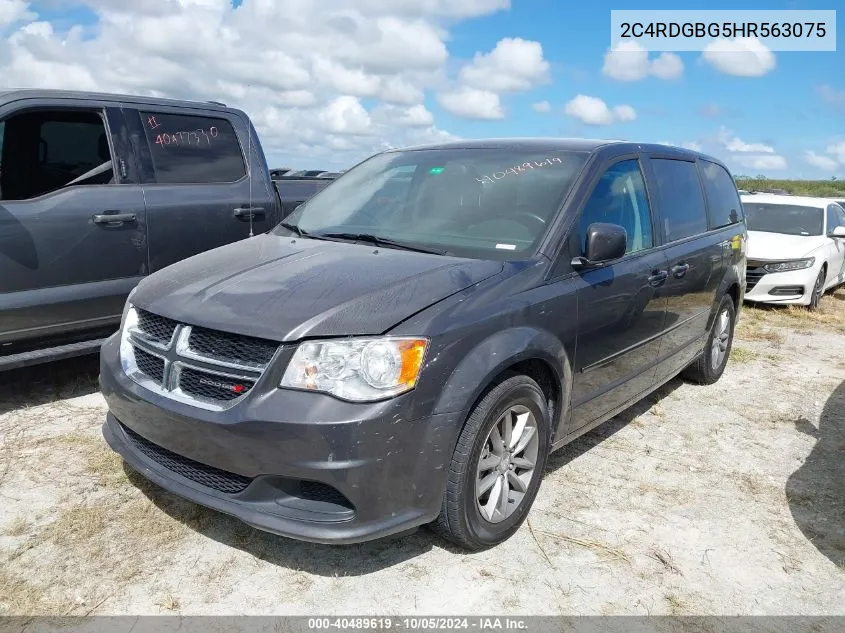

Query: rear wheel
left=682, top=294, right=736, bottom=385
left=430, top=373, right=550, bottom=550
left=808, top=267, right=826, bottom=310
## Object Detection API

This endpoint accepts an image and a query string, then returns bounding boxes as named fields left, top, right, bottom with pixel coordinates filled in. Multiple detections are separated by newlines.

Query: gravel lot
left=1, top=291, right=844, bottom=616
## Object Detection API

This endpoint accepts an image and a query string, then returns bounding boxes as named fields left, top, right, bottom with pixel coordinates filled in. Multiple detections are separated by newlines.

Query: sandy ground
left=1, top=292, right=843, bottom=616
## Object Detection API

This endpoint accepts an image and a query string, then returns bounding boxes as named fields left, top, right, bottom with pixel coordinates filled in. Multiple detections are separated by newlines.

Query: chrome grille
left=746, top=260, right=767, bottom=291
left=185, top=326, right=278, bottom=368
left=178, top=366, right=256, bottom=402
left=136, top=309, right=178, bottom=347
left=133, top=347, right=165, bottom=384
left=123, top=309, right=280, bottom=410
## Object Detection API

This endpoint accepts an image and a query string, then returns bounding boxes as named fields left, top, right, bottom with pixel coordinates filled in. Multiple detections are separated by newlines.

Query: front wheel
left=682, top=294, right=736, bottom=385
left=808, top=267, right=826, bottom=310
left=430, top=373, right=550, bottom=550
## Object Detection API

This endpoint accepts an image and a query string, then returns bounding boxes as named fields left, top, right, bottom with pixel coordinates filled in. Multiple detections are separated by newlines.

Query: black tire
left=430, top=373, right=550, bottom=550
left=808, top=266, right=826, bottom=311
left=682, top=294, right=736, bottom=385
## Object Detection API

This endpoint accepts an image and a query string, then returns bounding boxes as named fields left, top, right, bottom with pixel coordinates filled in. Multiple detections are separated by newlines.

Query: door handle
left=233, top=206, right=265, bottom=220
left=92, top=212, right=136, bottom=225
left=648, top=270, right=668, bottom=286
left=670, top=263, right=690, bottom=278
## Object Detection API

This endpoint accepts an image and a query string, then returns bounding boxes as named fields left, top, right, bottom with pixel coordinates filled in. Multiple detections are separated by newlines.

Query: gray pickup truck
left=0, top=89, right=332, bottom=371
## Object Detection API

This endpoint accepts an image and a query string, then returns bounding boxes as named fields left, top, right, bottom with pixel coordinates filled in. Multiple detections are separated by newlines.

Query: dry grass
left=664, top=593, right=689, bottom=615
left=4, top=491, right=196, bottom=611
left=0, top=571, right=53, bottom=615
left=0, top=423, right=199, bottom=614
left=734, top=320, right=786, bottom=344
left=729, top=347, right=758, bottom=363
left=3, top=517, right=31, bottom=537
left=649, top=548, right=683, bottom=576
left=741, top=288, right=845, bottom=333
left=155, top=594, right=181, bottom=613
left=534, top=530, right=631, bottom=563
left=735, top=473, right=767, bottom=497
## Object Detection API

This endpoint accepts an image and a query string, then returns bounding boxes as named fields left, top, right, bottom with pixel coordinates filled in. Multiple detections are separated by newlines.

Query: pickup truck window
left=140, top=111, right=246, bottom=184
left=0, top=109, right=114, bottom=201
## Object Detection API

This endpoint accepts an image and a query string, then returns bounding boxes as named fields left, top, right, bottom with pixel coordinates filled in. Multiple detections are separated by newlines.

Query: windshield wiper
left=278, top=221, right=308, bottom=238
left=317, top=232, right=449, bottom=255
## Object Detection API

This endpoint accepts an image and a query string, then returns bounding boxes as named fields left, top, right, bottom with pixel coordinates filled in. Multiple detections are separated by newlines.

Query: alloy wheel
left=812, top=270, right=825, bottom=307
left=475, top=405, right=540, bottom=524
left=710, top=309, right=731, bottom=370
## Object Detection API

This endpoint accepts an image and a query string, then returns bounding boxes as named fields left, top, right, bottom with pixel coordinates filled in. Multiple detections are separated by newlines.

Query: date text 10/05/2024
left=307, top=618, right=528, bottom=630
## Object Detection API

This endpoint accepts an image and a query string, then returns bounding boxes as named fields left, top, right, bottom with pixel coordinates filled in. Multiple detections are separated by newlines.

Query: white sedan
left=740, top=193, right=845, bottom=309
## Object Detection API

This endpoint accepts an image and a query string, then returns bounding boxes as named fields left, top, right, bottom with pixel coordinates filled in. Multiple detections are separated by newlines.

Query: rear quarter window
left=650, top=158, right=708, bottom=242
left=140, top=111, right=246, bottom=184
left=699, top=160, right=743, bottom=229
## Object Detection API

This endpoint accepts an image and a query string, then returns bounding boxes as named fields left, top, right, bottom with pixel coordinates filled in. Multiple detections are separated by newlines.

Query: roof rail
left=206, top=100, right=227, bottom=106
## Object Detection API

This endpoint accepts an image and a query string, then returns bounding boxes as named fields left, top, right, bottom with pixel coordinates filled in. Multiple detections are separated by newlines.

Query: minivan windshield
left=742, top=203, right=824, bottom=236
left=275, top=148, right=590, bottom=260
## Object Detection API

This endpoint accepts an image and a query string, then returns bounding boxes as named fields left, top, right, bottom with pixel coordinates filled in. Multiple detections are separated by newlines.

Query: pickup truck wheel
left=430, top=373, right=549, bottom=550
left=681, top=293, right=736, bottom=385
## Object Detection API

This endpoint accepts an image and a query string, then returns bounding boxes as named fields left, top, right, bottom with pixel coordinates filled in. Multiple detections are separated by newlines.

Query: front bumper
left=99, top=333, right=460, bottom=544
left=744, top=266, right=817, bottom=305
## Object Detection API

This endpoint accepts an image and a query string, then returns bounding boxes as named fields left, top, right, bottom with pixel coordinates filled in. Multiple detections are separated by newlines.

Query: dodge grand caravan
left=100, top=139, right=747, bottom=550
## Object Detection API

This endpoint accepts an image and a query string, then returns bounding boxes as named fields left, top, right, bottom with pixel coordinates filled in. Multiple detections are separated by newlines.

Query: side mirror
left=571, top=222, right=627, bottom=269
left=829, top=226, right=845, bottom=238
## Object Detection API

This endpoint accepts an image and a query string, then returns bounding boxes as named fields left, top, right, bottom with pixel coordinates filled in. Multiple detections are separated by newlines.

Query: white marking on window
left=496, top=243, right=517, bottom=250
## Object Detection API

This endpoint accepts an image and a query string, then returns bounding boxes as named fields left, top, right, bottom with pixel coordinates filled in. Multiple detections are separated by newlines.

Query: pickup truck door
left=124, top=105, right=275, bottom=273
left=0, top=100, right=147, bottom=347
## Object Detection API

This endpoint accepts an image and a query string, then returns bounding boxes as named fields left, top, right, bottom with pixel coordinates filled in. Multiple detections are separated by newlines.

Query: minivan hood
left=747, top=230, right=826, bottom=261
left=131, top=233, right=504, bottom=342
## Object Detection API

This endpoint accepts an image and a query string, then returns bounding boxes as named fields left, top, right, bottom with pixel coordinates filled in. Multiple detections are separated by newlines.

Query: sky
left=1, top=0, right=843, bottom=178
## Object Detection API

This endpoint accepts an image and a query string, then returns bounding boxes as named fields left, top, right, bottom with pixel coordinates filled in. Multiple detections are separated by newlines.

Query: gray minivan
left=99, top=139, right=747, bottom=550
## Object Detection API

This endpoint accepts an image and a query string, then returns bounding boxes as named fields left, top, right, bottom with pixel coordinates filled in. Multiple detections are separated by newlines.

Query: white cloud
left=612, top=104, right=637, bottom=122
left=532, top=100, right=551, bottom=113
left=702, top=37, right=776, bottom=77
left=827, top=142, right=845, bottom=164
left=372, top=103, right=435, bottom=127
left=734, top=154, right=787, bottom=170
left=564, top=95, right=636, bottom=126
left=437, top=87, right=504, bottom=120
left=716, top=127, right=774, bottom=153
left=0, top=0, right=514, bottom=168
left=316, top=96, right=373, bottom=135
left=725, top=138, right=774, bottom=153
left=602, top=41, right=683, bottom=81
left=712, top=126, right=785, bottom=172
left=0, top=0, right=35, bottom=26
left=458, top=37, right=550, bottom=92
left=804, top=151, right=839, bottom=171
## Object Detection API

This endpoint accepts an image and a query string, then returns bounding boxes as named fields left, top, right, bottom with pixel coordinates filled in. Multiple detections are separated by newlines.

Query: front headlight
left=763, top=258, right=815, bottom=273
left=119, top=286, right=138, bottom=331
left=119, top=304, right=139, bottom=375
left=280, top=337, right=429, bottom=402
